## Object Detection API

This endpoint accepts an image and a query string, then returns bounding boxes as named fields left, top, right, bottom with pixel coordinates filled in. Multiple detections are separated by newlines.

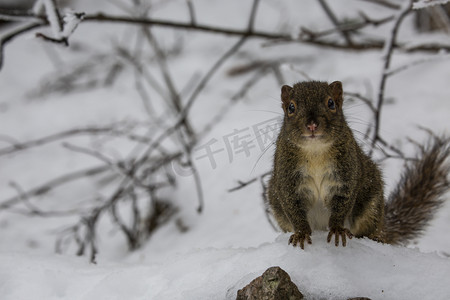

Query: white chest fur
left=298, top=140, right=339, bottom=230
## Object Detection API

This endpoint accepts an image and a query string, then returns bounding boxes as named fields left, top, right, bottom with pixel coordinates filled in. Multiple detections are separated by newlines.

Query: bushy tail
left=383, top=136, right=450, bottom=245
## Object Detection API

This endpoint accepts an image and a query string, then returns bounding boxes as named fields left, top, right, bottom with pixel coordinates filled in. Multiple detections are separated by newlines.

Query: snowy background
left=0, top=0, right=450, bottom=299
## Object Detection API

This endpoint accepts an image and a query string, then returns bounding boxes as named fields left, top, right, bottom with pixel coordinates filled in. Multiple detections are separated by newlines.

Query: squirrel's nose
left=307, top=122, right=318, bottom=132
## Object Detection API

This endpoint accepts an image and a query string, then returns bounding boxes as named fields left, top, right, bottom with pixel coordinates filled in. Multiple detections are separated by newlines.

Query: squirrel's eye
left=288, top=101, right=296, bottom=115
left=328, top=99, right=336, bottom=110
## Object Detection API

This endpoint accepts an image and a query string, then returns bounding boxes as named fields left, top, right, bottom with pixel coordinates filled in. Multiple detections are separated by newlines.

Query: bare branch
left=0, top=22, right=44, bottom=70
left=359, top=0, right=401, bottom=9
left=0, top=10, right=42, bottom=22
left=1, top=6, right=450, bottom=73
left=77, top=13, right=450, bottom=52
left=260, top=172, right=277, bottom=230
left=371, top=1, right=413, bottom=152
left=8, top=181, right=80, bottom=217
left=185, top=0, right=197, bottom=25
left=82, top=13, right=287, bottom=39
left=344, top=91, right=377, bottom=113
left=300, top=13, right=394, bottom=40
left=183, top=37, right=247, bottom=119
left=110, top=188, right=140, bottom=250
left=317, top=0, right=353, bottom=45
left=385, top=52, right=450, bottom=77
left=231, top=68, right=271, bottom=101
left=377, top=135, right=407, bottom=157
left=247, top=0, right=261, bottom=32
left=0, top=126, right=116, bottom=156
left=34, top=0, right=85, bottom=46
left=35, top=32, right=68, bottom=46
left=228, top=178, right=258, bottom=192
left=228, top=171, right=270, bottom=193
left=45, top=0, right=64, bottom=34
left=181, top=0, right=260, bottom=118
left=141, top=27, right=195, bottom=139
left=35, top=0, right=68, bottom=45
left=0, top=164, right=113, bottom=210
left=62, top=142, right=136, bottom=182
left=115, top=46, right=170, bottom=104
left=183, top=155, right=204, bottom=213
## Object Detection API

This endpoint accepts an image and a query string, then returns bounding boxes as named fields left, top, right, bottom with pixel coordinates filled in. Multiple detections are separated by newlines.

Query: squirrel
left=267, top=80, right=450, bottom=249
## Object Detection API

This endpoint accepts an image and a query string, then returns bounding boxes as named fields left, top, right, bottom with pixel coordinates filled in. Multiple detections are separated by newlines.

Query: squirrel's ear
left=281, top=85, right=293, bottom=105
left=329, top=81, right=343, bottom=107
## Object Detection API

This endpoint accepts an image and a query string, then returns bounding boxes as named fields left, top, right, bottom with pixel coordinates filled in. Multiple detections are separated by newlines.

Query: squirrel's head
left=280, top=81, right=345, bottom=147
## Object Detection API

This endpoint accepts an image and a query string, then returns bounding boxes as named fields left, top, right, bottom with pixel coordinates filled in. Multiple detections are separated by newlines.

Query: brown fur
left=383, top=136, right=450, bottom=244
left=268, top=81, right=449, bottom=248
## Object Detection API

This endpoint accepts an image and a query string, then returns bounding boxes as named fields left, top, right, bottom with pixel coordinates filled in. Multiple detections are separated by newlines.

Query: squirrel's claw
left=327, top=227, right=353, bottom=247
left=289, top=231, right=312, bottom=249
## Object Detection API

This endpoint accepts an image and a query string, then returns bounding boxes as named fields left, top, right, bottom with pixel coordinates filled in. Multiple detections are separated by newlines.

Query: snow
left=32, top=0, right=84, bottom=41
left=43, top=0, right=63, bottom=39
left=62, top=11, right=84, bottom=39
left=2, top=234, right=450, bottom=300
left=1, top=0, right=450, bottom=299
left=413, top=0, right=450, bottom=9
left=32, top=0, right=45, bottom=16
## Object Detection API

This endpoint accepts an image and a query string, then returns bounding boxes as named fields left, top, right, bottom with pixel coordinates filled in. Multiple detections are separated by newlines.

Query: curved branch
left=0, top=21, right=44, bottom=69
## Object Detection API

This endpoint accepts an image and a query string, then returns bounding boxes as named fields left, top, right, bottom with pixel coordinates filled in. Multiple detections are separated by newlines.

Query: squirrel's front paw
left=327, top=227, right=353, bottom=247
left=289, top=231, right=312, bottom=249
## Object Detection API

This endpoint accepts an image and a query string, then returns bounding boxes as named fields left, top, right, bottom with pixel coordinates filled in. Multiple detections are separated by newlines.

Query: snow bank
left=1, top=232, right=449, bottom=300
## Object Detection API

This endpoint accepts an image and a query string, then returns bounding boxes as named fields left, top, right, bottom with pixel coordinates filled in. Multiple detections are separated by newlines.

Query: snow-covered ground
left=1, top=0, right=450, bottom=299
left=3, top=233, right=450, bottom=300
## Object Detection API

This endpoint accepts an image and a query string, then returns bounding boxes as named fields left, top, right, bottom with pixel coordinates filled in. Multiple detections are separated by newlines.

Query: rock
left=236, top=266, right=303, bottom=300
